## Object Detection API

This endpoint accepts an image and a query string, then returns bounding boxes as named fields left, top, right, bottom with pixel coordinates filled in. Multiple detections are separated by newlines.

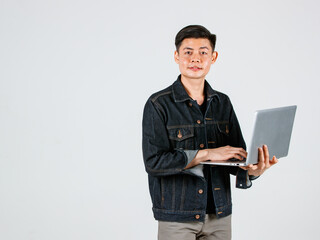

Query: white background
left=1, top=0, right=319, bottom=239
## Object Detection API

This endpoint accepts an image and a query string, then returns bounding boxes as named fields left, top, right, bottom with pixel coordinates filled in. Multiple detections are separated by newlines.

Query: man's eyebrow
left=182, top=46, right=210, bottom=51
left=183, top=47, right=194, bottom=51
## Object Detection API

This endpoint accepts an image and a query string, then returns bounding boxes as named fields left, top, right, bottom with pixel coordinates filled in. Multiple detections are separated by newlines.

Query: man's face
left=174, top=38, right=218, bottom=82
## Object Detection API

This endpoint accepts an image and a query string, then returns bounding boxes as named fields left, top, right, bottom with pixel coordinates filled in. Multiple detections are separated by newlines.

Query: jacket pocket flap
left=168, top=127, right=194, bottom=141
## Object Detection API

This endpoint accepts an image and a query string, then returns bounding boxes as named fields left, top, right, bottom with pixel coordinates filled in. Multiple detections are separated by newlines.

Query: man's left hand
left=240, top=145, right=278, bottom=176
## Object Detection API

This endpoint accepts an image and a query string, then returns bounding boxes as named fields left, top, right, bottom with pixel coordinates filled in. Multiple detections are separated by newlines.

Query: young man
left=142, top=25, right=277, bottom=240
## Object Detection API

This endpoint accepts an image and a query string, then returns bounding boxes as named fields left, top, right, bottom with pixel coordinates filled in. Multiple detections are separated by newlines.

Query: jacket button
left=197, top=120, right=201, bottom=124
left=200, top=143, right=204, bottom=148
left=198, top=189, right=203, bottom=194
left=189, top=102, right=193, bottom=107
left=195, top=214, right=200, bottom=219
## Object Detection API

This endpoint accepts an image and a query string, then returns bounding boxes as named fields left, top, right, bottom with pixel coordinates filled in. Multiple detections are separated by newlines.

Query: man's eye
left=185, top=51, right=192, bottom=55
left=201, top=51, right=208, bottom=55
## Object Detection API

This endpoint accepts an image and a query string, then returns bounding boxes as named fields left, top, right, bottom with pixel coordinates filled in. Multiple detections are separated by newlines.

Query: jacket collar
left=172, top=75, right=220, bottom=103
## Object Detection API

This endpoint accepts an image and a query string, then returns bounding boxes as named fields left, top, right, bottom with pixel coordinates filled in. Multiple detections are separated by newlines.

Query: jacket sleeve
left=142, top=99, right=189, bottom=177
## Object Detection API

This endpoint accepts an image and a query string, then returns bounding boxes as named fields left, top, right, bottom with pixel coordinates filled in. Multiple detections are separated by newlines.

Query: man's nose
left=191, top=54, right=200, bottom=63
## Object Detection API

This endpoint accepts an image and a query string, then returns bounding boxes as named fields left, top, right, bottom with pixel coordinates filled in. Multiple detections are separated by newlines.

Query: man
left=142, top=25, right=278, bottom=240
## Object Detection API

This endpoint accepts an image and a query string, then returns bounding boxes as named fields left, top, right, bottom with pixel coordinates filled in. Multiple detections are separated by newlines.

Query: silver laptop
left=201, top=105, right=297, bottom=166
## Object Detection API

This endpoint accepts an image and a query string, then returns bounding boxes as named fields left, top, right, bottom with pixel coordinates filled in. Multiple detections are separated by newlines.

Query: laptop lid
left=246, top=105, right=297, bottom=165
left=201, top=105, right=297, bottom=166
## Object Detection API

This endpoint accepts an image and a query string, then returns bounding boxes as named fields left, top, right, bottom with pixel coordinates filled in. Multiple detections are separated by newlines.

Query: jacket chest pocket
left=207, top=121, right=230, bottom=147
left=168, top=127, right=194, bottom=150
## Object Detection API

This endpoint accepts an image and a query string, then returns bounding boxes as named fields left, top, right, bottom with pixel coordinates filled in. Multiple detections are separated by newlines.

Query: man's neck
left=180, top=75, right=206, bottom=105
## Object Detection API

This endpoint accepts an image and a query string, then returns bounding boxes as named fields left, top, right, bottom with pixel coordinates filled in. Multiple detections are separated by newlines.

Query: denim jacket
left=142, top=76, right=253, bottom=222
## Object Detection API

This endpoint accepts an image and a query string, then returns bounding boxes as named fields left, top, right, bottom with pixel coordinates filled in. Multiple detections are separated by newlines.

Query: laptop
left=200, top=105, right=297, bottom=167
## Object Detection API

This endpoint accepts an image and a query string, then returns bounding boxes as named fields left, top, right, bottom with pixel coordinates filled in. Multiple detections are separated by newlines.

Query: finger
left=270, top=156, right=278, bottom=166
left=232, top=148, right=247, bottom=159
left=240, top=164, right=255, bottom=171
left=263, top=145, right=270, bottom=166
left=245, top=164, right=258, bottom=171
left=239, top=148, right=248, bottom=158
left=241, top=150, right=248, bottom=159
left=232, top=153, right=245, bottom=161
left=236, top=153, right=246, bottom=160
left=257, top=147, right=265, bottom=169
left=228, top=147, right=247, bottom=156
left=225, top=150, right=245, bottom=160
left=251, top=165, right=258, bottom=170
left=238, top=148, right=248, bottom=157
left=222, top=151, right=239, bottom=161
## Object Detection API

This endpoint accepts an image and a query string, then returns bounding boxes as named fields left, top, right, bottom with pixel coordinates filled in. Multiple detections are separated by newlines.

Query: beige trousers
left=158, top=214, right=231, bottom=240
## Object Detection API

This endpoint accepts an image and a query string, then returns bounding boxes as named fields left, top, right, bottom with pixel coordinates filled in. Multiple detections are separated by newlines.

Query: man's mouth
left=188, top=66, right=202, bottom=71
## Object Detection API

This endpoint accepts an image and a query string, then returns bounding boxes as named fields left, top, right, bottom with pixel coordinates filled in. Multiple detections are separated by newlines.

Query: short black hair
left=175, top=25, right=216, bottom=52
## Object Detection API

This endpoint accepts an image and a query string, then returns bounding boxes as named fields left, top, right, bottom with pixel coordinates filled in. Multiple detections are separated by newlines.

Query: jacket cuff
left=183, top=150, right=204, bottom=178
left=184, top=150, right=199, bottom=164
left=236, top=168, right=252, bottom=189
left=249, top=175, right=260, bottom=181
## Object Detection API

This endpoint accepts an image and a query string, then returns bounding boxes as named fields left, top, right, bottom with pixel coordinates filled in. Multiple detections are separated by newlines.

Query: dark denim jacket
left=142, top=76, right=252, bottom=222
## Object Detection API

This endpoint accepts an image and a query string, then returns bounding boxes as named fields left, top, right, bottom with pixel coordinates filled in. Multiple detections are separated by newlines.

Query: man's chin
left=181, top=73, right=206, bottom=81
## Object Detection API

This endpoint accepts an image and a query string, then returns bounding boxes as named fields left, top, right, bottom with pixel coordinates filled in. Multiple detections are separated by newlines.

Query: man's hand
left=206, top=145, right=247, bottom=162
left=240, top=145, right=278, bottom=176
left=185, top=146, right=247, bottom=169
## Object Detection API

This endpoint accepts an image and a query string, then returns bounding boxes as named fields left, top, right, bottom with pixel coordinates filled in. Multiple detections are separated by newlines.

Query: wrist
left=196, top=149, right=209, bottom=163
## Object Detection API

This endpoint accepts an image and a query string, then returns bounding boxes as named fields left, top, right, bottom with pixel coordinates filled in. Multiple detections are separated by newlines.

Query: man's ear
left=212, top=51, right=218, bottom=64
left=174, top=50, right=179, bottom=64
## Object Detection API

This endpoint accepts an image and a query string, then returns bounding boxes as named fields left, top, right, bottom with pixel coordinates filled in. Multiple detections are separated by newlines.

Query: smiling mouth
left=188, top=66, right=202, bottom=71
